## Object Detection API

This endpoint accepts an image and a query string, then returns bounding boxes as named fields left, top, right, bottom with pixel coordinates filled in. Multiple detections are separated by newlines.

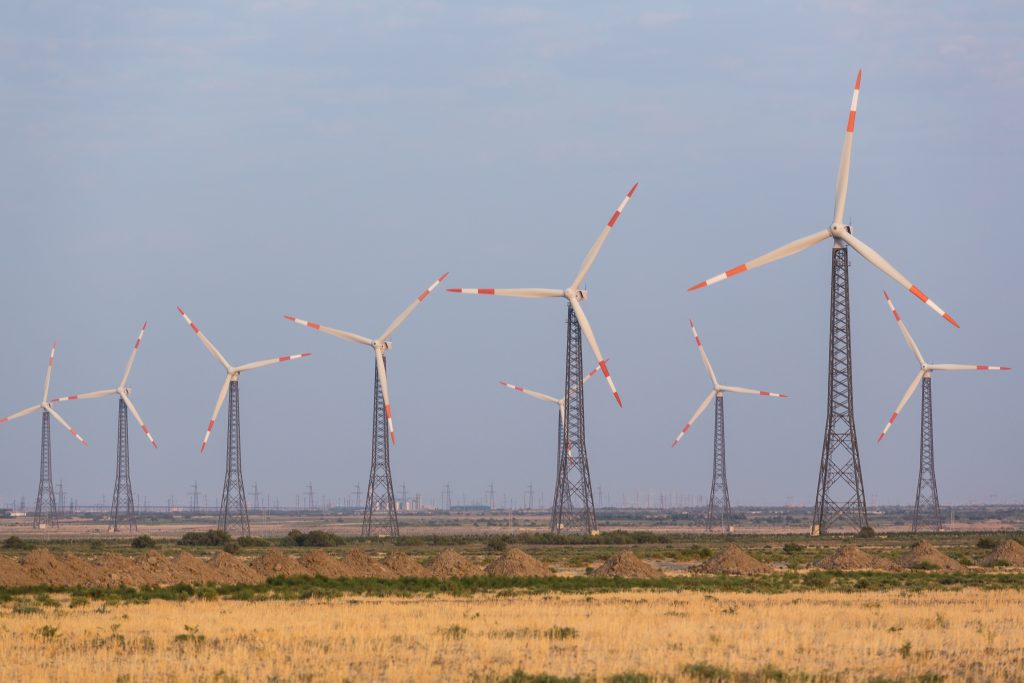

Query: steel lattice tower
left=109, top=398, right=138, bottom=532
left=913, top=376, right=941, bottom=532
left=33, top=412, right=58, bottom=528
left=813, top=247, right=868, bottom=534
left=551, top=305, right=598, bottom=535
left=706, top=395, right=732, bottom=533
left=362, top=361, right=399, bottom=538
left=218, top=380, right=250, bottom=536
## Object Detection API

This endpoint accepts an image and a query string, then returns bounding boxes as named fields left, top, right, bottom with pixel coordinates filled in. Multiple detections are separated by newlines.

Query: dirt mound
left=899, top=541, right=964, bottom=571
left=593, top=550, right=664, bottom=578
left=983, top=539, right=1024, bottom=567
left=486, top=548, right=552, bottom=577
left=382, top=552, right=430, bottom=577
left=0, top=555, right=34, bottom=587
left=173, top=552, right=218, bottom=584
left=21, top=549, right=83, bottom=586
left=92, top=553, right=147, bottom=587
left=335, top=550, right=398, bottom=578
left=251, top=549, right=309, bottom=578
left=299, top=550, right=348, bottom=578
left=425, top=549, right=483, bottom=579
left=136, top=550, right=179, bottom=585
left=58, top=552, right=103, bottom=587
left=208, top=551, right=263, bottom=584
left=816, top=545, right=897, bottom=571
left=695, top=544, right=773, bottom=575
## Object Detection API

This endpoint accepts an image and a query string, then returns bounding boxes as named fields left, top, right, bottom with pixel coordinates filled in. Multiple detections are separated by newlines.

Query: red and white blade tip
left=201, top=419, right=215, bottom=453
left=846, top=69, right=862, bottom=133
left=759, top=391, right=787, bottom=398
left=877, top=411, right=899, bottom=443
left=499, top=381, right=525, bottom=392
left=49, top=343, right=56, bottom=363
left=671, top=423, right=692, bottom=447
left=977, top=366, right=1011, bottom=371
left=284, top=315, right=322, bottom=330
left=140, top=423, right=157, bottom=448
left=598, top=359, right=622, bottom=407
left=446, top=288, right=494, bottom=294
left=278, top=353, right=311, bottom=362
left=688, top=263, right=748, bottom=292
left=418, top=272, right=449, bottom=302
left=906, top=285, right=959, bottom=328
left=384, top=404, right=395, bottom=444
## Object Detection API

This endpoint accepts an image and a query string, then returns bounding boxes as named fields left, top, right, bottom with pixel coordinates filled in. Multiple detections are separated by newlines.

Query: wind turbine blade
left=672, top=389, right=716, bottom=447
left=689, top=320, right=717, bottom=386
left=177, top=307, right=233, bottom=369
left=877, top=370, right=924, bottom=442
left=569, top=298, right=621, bottom=407
left=570, top=182, right=638, bottom=290
left=201, top=376, right=232, bottom=453
left=375, top=348, right=395, bottom=444
left=498, top=381, right=560, bottom=405
left=50, top=389, right=118, bottom=404
left=579, top=359, right=605, bottom=387
left=42, top=343, right=56, bottom=402
left=841, top=233, right=959, bottom=327
left=688, top=230, right=830, bottom=291
left=379, top=272, right=449, bottom=342
left=0, top=404, right=42, bottom=424
left=283, top=316, right=374, bottom=346
left=446, top=288, right=563, bottom=298
left=929, top=364, right=1011, bottom=372
left=834, top=69, right=862, bottom=225
left=45, top=405, right=87, bottom=446
left=883, top=291, right=926, bottom=366
left=235, top=353, right=312, bottom=373
left=119, top=322, right=148, bottom=389
left=719, top=385, right=787, bottom=398
left=122, top=394, right=157, bottom=448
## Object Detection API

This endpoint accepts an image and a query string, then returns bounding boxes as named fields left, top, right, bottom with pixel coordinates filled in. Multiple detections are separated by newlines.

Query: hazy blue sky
left=0, top=1, right=1019, bottom=511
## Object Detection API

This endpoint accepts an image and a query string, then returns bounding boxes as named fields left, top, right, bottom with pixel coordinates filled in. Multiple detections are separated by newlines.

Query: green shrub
left=2, top=536, right=31, bottom=550
left=281, top=529, right=341, bottom=547
left=857, top=526, right=876, bottom=538
left=486, top=537, right=509, bottom=552
left=977, top=537, right=998, bottom=550
left=131, top=535, right=156, bottom=549
left=178, top=530, right=232, bottom=546
left=782, top=542, right=804, bottom=554
left=222, top=541, right=240, bottom=555
left=236, top=536, right=270, bottom=547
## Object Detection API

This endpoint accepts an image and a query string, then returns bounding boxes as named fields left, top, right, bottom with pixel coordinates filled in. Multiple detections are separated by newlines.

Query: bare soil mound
left=59, top=552, right=103, bottom=587
left=593, top=550, right=664, bottom=578
left=816, top=545, right=897, bottom=571
left=382, top=551, right=430, bottom=577
left=173, top=552, right=218, bottom=584
left=93, top=553, right=149, bottom=587
left=899, top=541, right=964, bottom=571
left=136, top=550, right=179, bottom=585
left=486, top=548, right=552, bottom=577
left=21, top=549, right=83, bottom=586
left=208, top=551, right=263, bottom=584
left=984, top=539, right=1024, bottom=567
left=335, top=550, right=398, bottom=578
left=251, top=549, right=309, bottom=578
left=0, top=555, right=34, bottom=587
left=695, top=544, right=773, bottom=576
left=425, top=549, right=483, bottom=579
left=299, top=550, right=348, bottom=578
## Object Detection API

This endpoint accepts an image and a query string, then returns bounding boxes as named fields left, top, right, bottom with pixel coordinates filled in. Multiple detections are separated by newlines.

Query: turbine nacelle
left=565, top=288, right=588, bottom=301
left=373, top=339, right=394, bottom=352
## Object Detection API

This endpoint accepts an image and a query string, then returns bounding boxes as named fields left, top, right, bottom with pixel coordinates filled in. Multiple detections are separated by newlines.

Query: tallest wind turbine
left=448, top=184, right=637, bottom=535
left=688, top=71, right=958, bottom=534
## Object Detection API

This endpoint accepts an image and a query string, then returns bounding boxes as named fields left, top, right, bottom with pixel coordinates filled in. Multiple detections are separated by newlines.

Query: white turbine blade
left=122, top=393, right=157, bottom=448
left=672, top=389, right=716, bottom=447
left=929, top=363, right=1011, bottom=372
left=569, top=298, right=621, bottom=407
left=834, top=69, right=862, bottom=225
left=201, top=376, right=232, bottom=453
left=689, top=320, right=717, bottom=386
left=235, top=353, right=312, bottom=373
left=719, top=385, right=788, bottom=398
left=375, top=348, right=395, bottom=444
left=883, top=291, right=926, bottom=366
left=45, top=405, right=87, bottom=446
left=841, top=233, right=959, bottom=328
left=177, top=307, right=233, bottom=369
left=283, top=316, right=374, bottom=346
left=579, top=359, right=605, bottom=387
left=0, top=404, right=42, bottom=424
left=877, top=370, right=924, bottom=442
left=570, top=183, right=638, bottom=291
left=688, top=230, right=830, bottom=291
left=119, top=322, right=148, bottom=389
left=42, top=342, right=56, bottom=402
left=379, top=272, right=449, bottom=342
left=498, top=381, right=560, bottom=405
left=446, top=288, right=563, bottom=298
left=50, top=389, right=118, bottom=404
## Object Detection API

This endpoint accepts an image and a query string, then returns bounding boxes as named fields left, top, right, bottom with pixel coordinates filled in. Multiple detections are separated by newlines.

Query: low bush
left=2, top=536, right=31, bottom=550
left=178, top=530, right=232, bottom=547
left=131, top=535, right=157, bottom=549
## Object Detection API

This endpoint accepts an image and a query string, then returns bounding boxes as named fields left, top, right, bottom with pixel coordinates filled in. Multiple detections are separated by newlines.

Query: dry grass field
left=1, top=589, right=1022, bottom=682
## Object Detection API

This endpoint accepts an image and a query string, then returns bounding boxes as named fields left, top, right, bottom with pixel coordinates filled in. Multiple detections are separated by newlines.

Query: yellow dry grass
left=1, top=589, right=1022, bottom=681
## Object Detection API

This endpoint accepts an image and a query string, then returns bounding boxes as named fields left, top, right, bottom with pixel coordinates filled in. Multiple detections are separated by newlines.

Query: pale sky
left=0, top=1, right=1020, bottom=510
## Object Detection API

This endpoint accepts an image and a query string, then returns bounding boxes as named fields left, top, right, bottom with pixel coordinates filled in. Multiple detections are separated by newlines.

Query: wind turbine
left=50, top=323, right=157, bottom=532
left=671, top=320, right=787, bottom=533
left=876, top=291, right=1009, bottom=532
left=687, top=71, right=958, bottom=534
left=284, top=271, right=448, bottom=538
left=498, top=359, right=604, bottom=531
left=178, top=307, right=311, bottom=536
left=0, top=343, right=89, bottom=528
left=448, top=183, right=637, bottom=534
